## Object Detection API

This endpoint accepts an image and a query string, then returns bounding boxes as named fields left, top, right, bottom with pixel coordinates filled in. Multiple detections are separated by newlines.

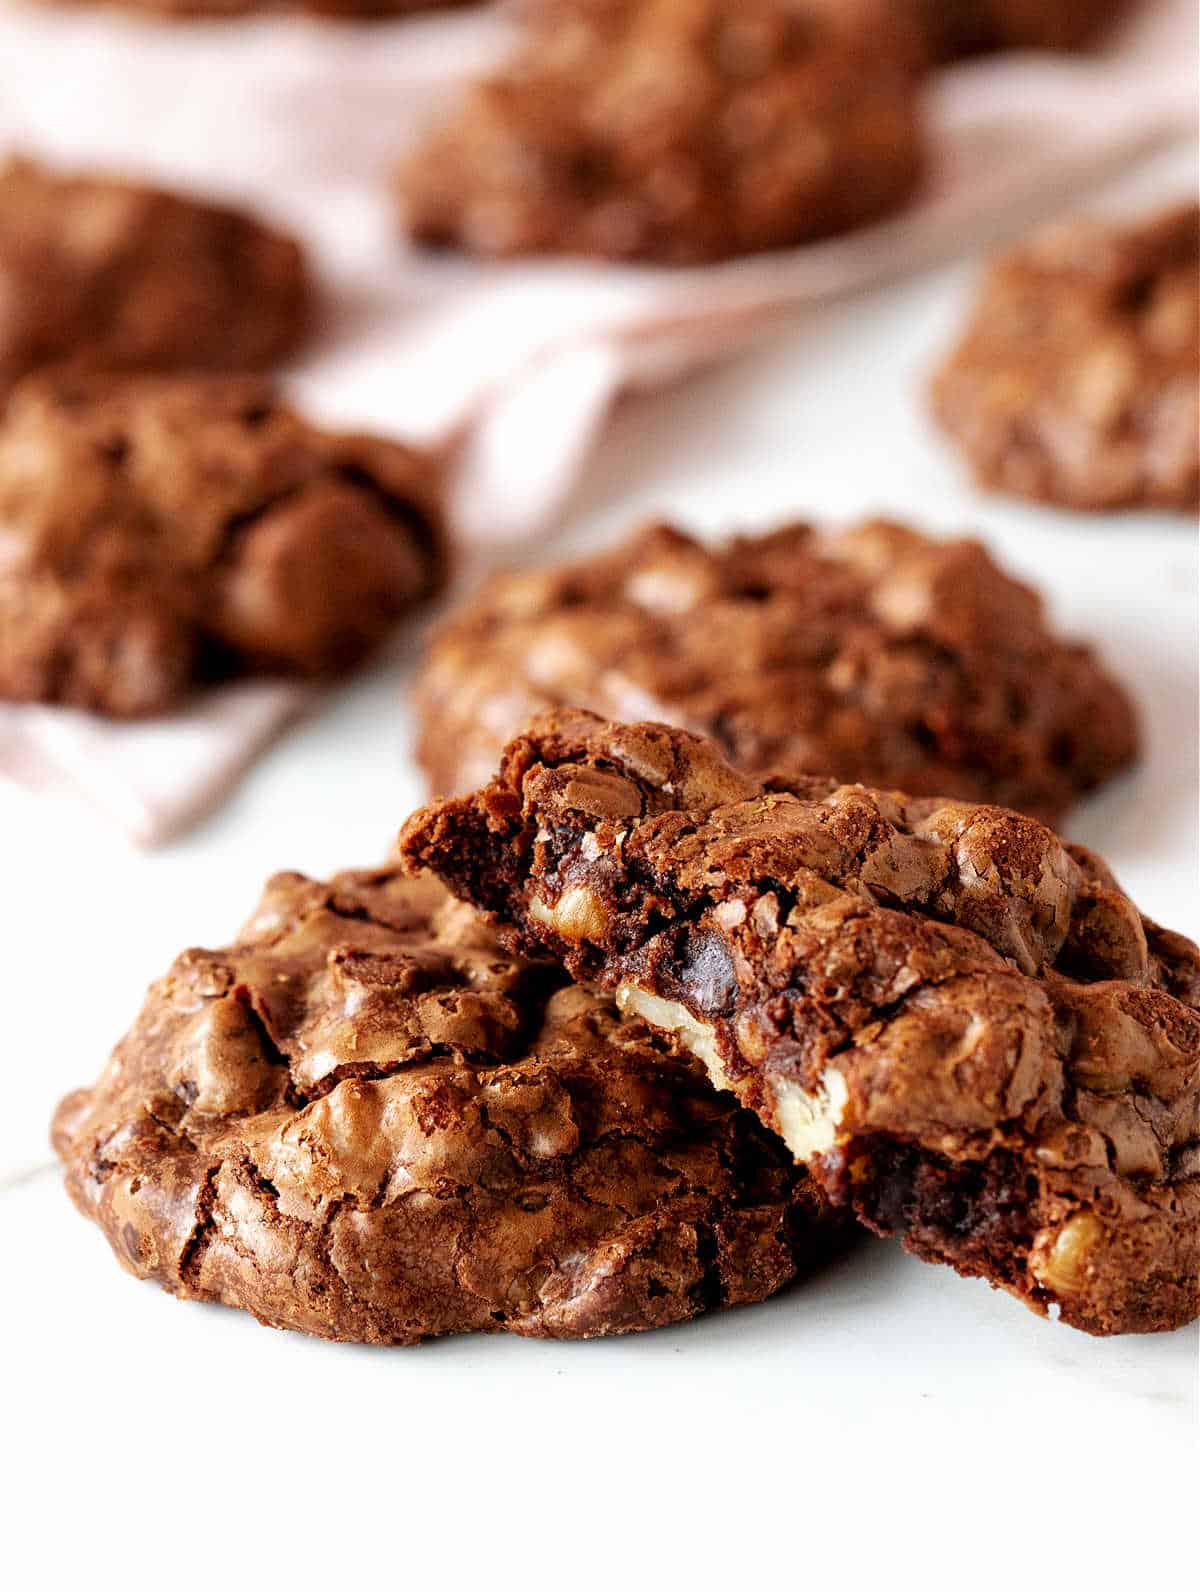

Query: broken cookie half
left=400, top=710, right=1200, bottom=1336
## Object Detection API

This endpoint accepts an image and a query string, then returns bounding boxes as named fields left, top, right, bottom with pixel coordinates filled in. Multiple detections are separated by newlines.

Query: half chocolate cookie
left=413, top=518, right=1138, bottom=823
left=401, top=711, right=1200, bottom=1335
left=53, top=869, right=850, bottom=1344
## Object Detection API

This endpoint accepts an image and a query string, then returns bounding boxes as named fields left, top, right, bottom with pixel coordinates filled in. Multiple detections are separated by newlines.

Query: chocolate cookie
left=916, top=0, right=1125, bottom=59
left=52, top=868, right=848, bottom=1344
left=0, top=157, right=310, bottom=395
left=395, top=0, right=925, bottom=264
left=400, top=711, right=1200, bottom=1335
left=931, top=204, right=1199, bottom=511
left=0, top=370, right=444, bottom=716
left=413, top=519, right=1137, bottom=823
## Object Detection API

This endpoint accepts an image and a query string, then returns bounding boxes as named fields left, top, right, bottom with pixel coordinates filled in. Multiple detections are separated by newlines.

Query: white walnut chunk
left=614, top=983, right=732, bottom=1093
left=713, top=899, right=747, bottom=930
left=1032, top=1212, right=1104, bottom=1296
left=751, top=892, right=780, bottom=939
left=771, top=1070, right=849, bottom=1161
left=529, top=884, right=610, bottom=942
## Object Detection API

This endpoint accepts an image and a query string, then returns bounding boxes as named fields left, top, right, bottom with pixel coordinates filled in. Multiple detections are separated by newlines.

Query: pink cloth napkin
left=0, top=682, right=307, bottom=843
left=0, top=0, right=1195, bottom=842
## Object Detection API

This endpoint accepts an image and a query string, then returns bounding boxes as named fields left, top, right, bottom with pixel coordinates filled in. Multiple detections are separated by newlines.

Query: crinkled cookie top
left=0, top=369, right=444, bottom=714
left=397, top=0, right=924, bottom=263
left=932, top=203, right=1199, bottom=510
left=414, top=518, right=1138, bottom=821
left=0, top=155, right=310, bottom=391
left=53, top=867, right=845, bottom=1344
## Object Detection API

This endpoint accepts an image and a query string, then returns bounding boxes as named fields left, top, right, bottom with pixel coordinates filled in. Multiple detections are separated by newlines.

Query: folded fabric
left=0, top=681, right=308, bottom=843
left=0, top=0, right=1193, bottom=843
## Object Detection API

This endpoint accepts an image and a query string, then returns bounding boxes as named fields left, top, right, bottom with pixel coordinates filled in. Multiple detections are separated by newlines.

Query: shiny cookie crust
left=53, top=868, right=850, bottom=1344
left=413, top=518, right=1138, bottom=823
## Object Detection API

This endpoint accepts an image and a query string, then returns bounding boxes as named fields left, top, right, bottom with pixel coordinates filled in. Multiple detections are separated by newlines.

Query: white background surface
left=2, top=143, right=1197, bottom=1593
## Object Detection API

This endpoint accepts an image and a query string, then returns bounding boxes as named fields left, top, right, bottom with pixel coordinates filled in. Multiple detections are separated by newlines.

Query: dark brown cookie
left=0, top=370, right=445, bottom=716
left=400, top=710, right=1200, bottom=1336
left=0, top=157, right=310, bottom=394
left=395, top=0, right=925, bottom=264
left=52, top=868, right=849, bottom=1345
left=931, top=204, right=1199, bottom=511
left=413, top=519, right=1138, bottom=823
left=916, top=0, right=1126, bottom=59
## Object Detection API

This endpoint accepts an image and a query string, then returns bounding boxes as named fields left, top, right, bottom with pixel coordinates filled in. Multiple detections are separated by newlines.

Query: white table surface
left=3, top=142, right=1196, bottom=1593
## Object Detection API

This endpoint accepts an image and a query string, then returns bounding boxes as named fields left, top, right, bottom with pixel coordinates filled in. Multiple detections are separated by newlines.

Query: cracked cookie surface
left=0, top=156, right=310, bottom=393
left=52, top=868, right=849, bottom=1344
left=396, top=0, right=924, bottom=263
left=931, top=203, right=1199, bottom=511
left=413, top=519, right=1137, bottom=823
left=401, top=710, right=1200, bottom=1335
left=0, top=369, right=444, bottom=715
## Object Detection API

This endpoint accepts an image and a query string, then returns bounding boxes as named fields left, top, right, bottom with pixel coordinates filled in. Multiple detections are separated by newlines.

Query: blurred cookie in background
left=0, top=370, right=445, bottom=716
left=916, top=0, right=1130, bottom=60
left=412, top=517, right=1138, bottom=821
left=931, top=203, right=1199, bottom=511
left=0, top=157, right=311, bottom=395
left=396, top=0, right=926, bottom=264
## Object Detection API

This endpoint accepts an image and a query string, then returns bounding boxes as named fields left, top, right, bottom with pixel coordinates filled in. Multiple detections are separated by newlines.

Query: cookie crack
left=691, top=1216, right=725, bottom=1313
left=178, top=1164, right=220, bottom=1288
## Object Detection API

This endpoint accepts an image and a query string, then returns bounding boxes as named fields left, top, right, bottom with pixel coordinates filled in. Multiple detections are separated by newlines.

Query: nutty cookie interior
left=53, top=869, right=850, bottom=1345
left=401, top=711, right=1200, bottom=1335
